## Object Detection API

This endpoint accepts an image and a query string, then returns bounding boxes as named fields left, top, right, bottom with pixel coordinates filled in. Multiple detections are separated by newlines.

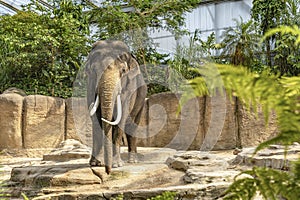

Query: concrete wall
left=0, top=92, right=278, bottom=151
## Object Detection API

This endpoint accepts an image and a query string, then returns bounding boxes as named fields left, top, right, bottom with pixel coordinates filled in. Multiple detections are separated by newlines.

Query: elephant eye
left=120, top=61, right=128, bottom=74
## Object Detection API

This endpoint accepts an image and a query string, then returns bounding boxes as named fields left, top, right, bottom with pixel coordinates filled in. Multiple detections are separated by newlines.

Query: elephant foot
left=89, top=156, right=104, bottom=167
left=112, top=160, right=124, bottom=168
left=128, top=152, right=138, bottom=163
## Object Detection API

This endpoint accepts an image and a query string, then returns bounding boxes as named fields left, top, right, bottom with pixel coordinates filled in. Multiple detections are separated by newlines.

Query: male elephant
left=85, top=40, right=147, bottom=174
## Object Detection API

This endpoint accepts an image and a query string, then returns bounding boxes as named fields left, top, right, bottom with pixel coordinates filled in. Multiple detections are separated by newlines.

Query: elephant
left=85, top=40, right=147, bottom=174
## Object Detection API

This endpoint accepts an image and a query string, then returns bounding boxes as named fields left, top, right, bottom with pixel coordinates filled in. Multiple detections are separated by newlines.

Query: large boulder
left=145, top=93, right=205, bottom=150
left=203, top=94, right=238, bottom=150
left=237, top=100, right=278, bottom=147
left=23, top=95, right=65, bottom=149
left=0, top=94, right=24, bottom=149
left=65, top=97, right=92, bottom=146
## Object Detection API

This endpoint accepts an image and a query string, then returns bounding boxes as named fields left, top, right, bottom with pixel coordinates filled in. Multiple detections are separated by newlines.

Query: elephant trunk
left=101, top=94, right=122, bottom=125
left=99, top=71, right=122, bottom=174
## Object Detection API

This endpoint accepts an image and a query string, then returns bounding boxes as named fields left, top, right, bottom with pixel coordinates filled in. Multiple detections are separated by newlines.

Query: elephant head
left=85, top=40, right=147, bottom=174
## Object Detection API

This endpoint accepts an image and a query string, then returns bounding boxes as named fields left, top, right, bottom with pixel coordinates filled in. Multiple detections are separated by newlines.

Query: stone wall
left=0, top=92, right=278, bottom=151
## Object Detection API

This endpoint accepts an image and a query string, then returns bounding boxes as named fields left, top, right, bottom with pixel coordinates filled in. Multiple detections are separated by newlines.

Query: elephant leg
left=126, top=133, right=138, bottom=163
left=90, top=108, right=104, bottom=166
left=125, top=109, right=144, bottom=163
left=112, top=126, right=124, bottom=168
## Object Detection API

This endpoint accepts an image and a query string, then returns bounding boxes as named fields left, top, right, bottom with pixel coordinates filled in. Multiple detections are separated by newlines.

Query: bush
left=0, top=1, right=91, bottom=98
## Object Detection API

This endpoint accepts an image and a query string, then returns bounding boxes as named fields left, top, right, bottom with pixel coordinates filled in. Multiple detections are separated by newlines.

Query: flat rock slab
left=33, top=183, right=230, bottom=200
left=10, top=161, right=184, bottom=199
left=2, top=147, right=259, bottom=200
left=166, top=151, right=231, bottom=172
left=7, top=140, right=184, bottom=199
left=233, top=143, right=300, bottom=170
left=184, top=169, right=240, bottom=184
left=11, top=140, right=293, bottom=200
left=43, top=139, right=177, bottom=164
left=42, top=139, right=91, bottom=161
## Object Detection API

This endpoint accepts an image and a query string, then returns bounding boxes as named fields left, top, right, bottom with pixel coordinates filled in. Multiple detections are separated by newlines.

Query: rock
left=2, top=87, right=26, bottom=96
left=233, top=145, right=300, bottom=170
left=237, top=100, right=278, bottom=147
left=42, top=139, right=91, bottom=162
left=10, top=162, right=103, bottom=189
left=204, top=94, right=238, bottom=151
left=145, top=93, right=205, bottom=151
left=147, top=93, right=180, bottom=148
left=5, top=147, right=269, bottom=200
left=166, top=151, right=229, bottom=171
left=184, top=169, right=240, bottom=184
left=0, top=94, right=24, bottom=149
left=23, top=95, right=65, bottom=149
left=65, top=98, right=93, bottom=146
left=121, top=147, right=177, bottom=163
left=32, top=183, right=230, bottom=200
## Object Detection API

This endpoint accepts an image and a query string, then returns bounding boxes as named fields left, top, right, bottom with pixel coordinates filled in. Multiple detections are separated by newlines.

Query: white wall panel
left=151, top=0, right=253, bottom=53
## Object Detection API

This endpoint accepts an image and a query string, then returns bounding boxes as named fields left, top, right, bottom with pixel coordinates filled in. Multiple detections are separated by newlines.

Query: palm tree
left=220, top=17, right=260, bottom=67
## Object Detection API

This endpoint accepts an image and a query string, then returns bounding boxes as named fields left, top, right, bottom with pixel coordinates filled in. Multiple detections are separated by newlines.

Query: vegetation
left=85, top=0, right=202, bottom=96
left=250, top=0, right=300, bottom=75
left=0, top=0, right=299, bottom=97
left=182, top=62, right=300, bottom=200
left=0, top=0, right=300, bottom=199
left=0, top=0, right=91, bottom=97
left=221, top=25, right=300, bottom=200
left=0, top=0, right=202, bottom=97
left=219, top=18, right=260, bottom=68
left=178, top=25, right=300, bottom=200
left=147, top=191, right=177, bottom=200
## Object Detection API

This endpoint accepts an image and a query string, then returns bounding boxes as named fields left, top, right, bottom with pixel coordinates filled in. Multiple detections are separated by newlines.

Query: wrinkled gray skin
left=85, top=40, right=147, bottom=174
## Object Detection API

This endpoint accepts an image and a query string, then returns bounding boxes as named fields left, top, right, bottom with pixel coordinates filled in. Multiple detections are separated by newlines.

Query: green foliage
left=88, top=0, right=201, bottom=38
left=251, top=0, right=288, bottom=34
left=219, top=18, right=260, bottom=68
left=182, top=25, right=300, bottom=199
left=169, top=30, right=217, bottom=80
left=0, top=166, right=9, bottom=200
left=147, top=191, right=177, bottom=200
left=224, top=165, right=300, bottom=200
left=251, top=0, right=300, bottom=75
left=181, top=62, right=300, bottom=199
left=21, top=193, right=30, bottom=200
left=263, top=25, right=300, bottom=76
left=0, top=0, right=91, bottom=97
left=263, top=25, right=300, bottom=46
left=183, top=63, right=300, bottom=149
left=87, top=0, right=201, bottom=79
left=111, top=194, right=124, bottom=200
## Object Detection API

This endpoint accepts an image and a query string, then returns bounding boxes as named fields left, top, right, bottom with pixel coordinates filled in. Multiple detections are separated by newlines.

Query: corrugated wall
left=150, top=0, right=253, bottom=55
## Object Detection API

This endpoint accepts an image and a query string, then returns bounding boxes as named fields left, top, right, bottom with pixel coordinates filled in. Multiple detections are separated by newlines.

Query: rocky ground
left=1, top=139, right=299, bottom=200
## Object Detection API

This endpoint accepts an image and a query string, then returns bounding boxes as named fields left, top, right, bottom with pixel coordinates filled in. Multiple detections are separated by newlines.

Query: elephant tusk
left=89, top=95, right=100, bottom=116
left=101, top=94, right=122, bottom=125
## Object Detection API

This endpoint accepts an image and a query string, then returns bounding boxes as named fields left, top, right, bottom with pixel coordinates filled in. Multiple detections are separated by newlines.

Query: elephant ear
left=126, top=53, right=141, bottom=80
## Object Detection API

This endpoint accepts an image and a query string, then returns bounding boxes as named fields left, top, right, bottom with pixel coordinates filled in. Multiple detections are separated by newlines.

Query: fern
left=224, top=166, right=300, bottom=200
left=180, top=25, right=300, bottom=200
left=181, top=63, right=300, bottom=151
left=179, top=63, right=299, bottom=199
